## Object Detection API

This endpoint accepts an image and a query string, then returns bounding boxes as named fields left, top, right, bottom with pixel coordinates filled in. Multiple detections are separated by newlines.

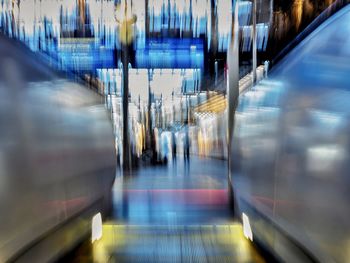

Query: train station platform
left=2, top=1, right=350, bottom=262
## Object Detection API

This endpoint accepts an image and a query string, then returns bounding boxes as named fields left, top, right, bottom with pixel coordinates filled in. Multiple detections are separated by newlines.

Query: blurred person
left=183, top=126, right=190, bottom=166
left=171, top=130, right=177, bottom=163
left=161, top=132, right=169, bottom=164
left=264, top=60, right=270, bottom=77
left=215, top=60, right=218, bottom=85
left=154, top=128, right=160, bottom=162
left=224, top=62, right=228, bottom=79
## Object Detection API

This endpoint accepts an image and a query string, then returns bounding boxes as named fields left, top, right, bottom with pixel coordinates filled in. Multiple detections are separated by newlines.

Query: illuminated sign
left=58, top=38, right=114, bottom=71
left=136, top=38, right=204, bottom=69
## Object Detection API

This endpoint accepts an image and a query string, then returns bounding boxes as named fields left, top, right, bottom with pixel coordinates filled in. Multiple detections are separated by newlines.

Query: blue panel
left=56, top=40, right=114, bottom=72
left=135, top=38, right=204, bottom=69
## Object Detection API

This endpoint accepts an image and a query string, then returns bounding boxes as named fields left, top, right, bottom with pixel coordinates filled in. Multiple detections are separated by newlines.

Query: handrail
left=239, top=198, right=327, bottom=263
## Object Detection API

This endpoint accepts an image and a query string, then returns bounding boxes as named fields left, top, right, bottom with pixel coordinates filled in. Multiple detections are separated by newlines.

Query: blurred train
left=231, top=3, right=350, bottom=263
left=0, top=35, right=116, bottom=262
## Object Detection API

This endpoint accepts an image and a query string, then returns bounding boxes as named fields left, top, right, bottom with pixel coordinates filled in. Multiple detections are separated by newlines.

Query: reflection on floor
left=113, top=157, right=232, bottom=226
left=66, top=157, right=265, bottom=262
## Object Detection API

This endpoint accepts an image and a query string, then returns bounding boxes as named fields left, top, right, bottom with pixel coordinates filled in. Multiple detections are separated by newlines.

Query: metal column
left=122, top=43, right=131, bottom=170
left=252, top=0, right=257, bottom=84
left=227, top=0, right=240, bottom=210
